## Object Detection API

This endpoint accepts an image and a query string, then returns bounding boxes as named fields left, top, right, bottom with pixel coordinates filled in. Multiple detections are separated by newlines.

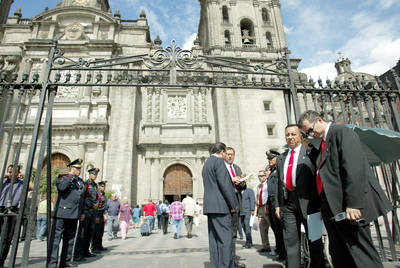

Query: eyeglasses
left=258, top=175, right=265, bottom=178
left=306, top=121, right=316, bottom=135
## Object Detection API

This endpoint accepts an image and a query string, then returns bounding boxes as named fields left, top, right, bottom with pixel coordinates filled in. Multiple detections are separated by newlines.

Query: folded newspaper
left=239, top=172, right=254, bottom=182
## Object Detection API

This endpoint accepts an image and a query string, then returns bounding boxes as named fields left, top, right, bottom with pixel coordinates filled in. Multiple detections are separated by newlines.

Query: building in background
left=0, top=0, right=302, bottom=205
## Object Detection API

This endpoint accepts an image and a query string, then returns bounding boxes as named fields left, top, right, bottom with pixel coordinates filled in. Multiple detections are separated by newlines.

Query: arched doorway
left=42, top=153, right=70, bottom=174
left=163, top=164, right=193, bottom=203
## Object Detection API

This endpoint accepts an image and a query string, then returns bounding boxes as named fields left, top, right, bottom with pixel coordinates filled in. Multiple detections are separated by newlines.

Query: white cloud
left=381, top=0, right=397, bottom=9
left=182, top=33, right=197, bottom=50
left=284, top=26, right=293, bottom=35
left=300, top=62, right=337, bottom=83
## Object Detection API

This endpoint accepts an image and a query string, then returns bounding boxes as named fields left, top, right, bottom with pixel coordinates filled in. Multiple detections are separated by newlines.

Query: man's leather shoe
left=257, top=247, right=271, bottom=253
left=235, top=262, right=246, bottom=268
left=243, top=244, right=251, bottom=248
left=60, top=263, right=77, bottom=267
left=99, top=247, right=107, bottom=251
left=73, top=256, right=85, bottom=262
left=84, top=252, right=96, bottom=257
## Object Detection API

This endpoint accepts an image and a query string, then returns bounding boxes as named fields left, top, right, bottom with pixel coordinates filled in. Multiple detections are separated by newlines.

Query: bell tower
left=197, top=0, right=287, bottom=55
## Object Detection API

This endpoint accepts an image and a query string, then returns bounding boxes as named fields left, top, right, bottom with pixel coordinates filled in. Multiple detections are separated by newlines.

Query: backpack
left=161, top=205, right=167, bottom=215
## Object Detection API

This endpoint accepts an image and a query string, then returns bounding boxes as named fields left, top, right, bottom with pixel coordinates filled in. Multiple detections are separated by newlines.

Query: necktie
left=229, top=165, right=236, bottom=177
left=259, top=184, right=263, bottom=206
left=286, top=150, right=295, bottom=190
left=316, top=140, right=326, bottom=195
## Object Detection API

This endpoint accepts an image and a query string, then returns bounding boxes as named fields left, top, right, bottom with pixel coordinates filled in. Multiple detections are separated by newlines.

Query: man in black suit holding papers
left=299, top=110, right=391, bottom=268
left=275, top=124, right=324, bottom=268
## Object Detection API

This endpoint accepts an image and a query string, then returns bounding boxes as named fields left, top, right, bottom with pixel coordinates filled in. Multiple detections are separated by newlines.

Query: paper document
left=240, top=172, right=254, bottom=182
left=307, top=212, right=323, bottom=242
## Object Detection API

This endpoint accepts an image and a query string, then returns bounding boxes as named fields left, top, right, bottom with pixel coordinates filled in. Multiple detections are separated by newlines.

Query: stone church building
left=0, top=0, right=297, bottom=205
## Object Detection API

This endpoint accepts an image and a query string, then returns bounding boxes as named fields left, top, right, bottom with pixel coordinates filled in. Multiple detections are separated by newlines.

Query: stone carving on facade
left=167, top=95, right=187, bottom=119
left=154, top=88, right=161, bottom=122
left=201, top=88, right=207, bottom=122
left=3, top=55, right=21, bottom=72
left=56, top=86, right=79, bottom=101
left=64, top=23, right=85, bottom=40
left=146, top=88, right=153, bottom=122
left=193, top=88, right=200, bottom=122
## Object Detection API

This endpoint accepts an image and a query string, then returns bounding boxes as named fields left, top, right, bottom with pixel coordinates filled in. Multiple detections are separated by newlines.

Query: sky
left=8, top=0, right=400, bottom=81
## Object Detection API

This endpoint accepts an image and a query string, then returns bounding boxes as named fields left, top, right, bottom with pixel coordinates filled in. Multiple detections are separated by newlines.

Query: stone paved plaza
left=8, top=216, right=400, bottom=268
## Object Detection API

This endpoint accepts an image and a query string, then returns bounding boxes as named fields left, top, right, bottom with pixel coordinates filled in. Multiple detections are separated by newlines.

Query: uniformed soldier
left=48, top=159, right=85, bottom=268
left=266, top=150, right=285, bottom=262
left=92, top=181, right=107, bottom=253
left=73, top=167, right=100, bottom=261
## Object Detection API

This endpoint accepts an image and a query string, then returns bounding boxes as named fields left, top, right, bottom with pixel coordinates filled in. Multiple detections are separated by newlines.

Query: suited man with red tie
left=224, top=147, right=245, bottom=268
left=275, top=124, right=324, bottom=268
left=299, top=110, right=391, bottom=268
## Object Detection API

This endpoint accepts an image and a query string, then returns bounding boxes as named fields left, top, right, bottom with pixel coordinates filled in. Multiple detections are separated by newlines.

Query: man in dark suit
left=224, top=147, right=244, bottom=267
left=202, top=142, right=238, bottom=268
left=238, top=181, right=255, bottom=248
left=299, top=110, right=391, bottom=268
left=48, top=159, right=86, bottom=268
left=275, top=124, right=324, bottom=268
left=266, top=150, right=285, bottom=262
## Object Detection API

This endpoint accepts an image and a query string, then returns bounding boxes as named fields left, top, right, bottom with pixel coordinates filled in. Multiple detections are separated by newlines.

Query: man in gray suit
left=239, top=181, right=255, bottom=248
left=202, top=142, right=238, bottom=268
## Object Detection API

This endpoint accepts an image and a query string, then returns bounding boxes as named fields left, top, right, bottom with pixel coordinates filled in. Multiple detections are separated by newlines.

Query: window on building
left=222, top=6, right=229, bottom=23
left=267, top=125, right=275, bottom=136
left=266, top=32, right=273, bottom=48
left=262, top=8, right=269, bottom=23
left=263, top=101, right=271, bottom=111
left=240, top=19, right=255, bottom=45
left=224, top=30, right=231, bottom=45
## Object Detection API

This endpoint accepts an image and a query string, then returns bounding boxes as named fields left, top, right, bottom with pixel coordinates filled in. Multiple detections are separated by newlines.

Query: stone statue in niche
left=167, top=96, right=187, bottom=119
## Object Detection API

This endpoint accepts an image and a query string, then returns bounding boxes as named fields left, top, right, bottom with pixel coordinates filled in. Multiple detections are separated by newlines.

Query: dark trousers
left=92, top=213, right=105, bottom=250
left=321, top=191, right=383, bottom=268
left=281, top=191, right=324, bottom=268
left=161, top=214, right=169, bottom=234
left=231, top=212, right=239, bottom=259
left=74, top=210, right=96, bottom=257
left=240, top=213, right=252, bottom=246
left=0, top=215, right=16, bottom=267
left=184, top=215, right=194, bottom=234
left=157, top=215, right=162, bottom=229
left=268, top=201, right=285, bottom=258
left=48, top=217, right=78, bottom=268
left=207, top=213, right=234, bottom=268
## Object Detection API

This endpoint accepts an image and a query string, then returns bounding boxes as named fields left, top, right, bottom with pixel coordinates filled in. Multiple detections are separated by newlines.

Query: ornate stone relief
left=56, top=86, right=79, bottom=101
left=154, top=88, right=161, bottom=122
left=65, top=23, right=84, bottom=40
left=146, top=88, right=153, bottom=122
left=3, top=55, right=21, bottom=72
left=167, top=95, right=187, bottom=119
left=201, top=88, right=207, bottom=122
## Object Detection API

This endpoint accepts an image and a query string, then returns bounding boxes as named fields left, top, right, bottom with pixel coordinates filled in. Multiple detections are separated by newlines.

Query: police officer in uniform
left=92, top=181, right=107, bottom=253
left=266, top=150, right=285, bottom=262
left=74, top=168, right=100, bottom=261
left=48, top=159, right=85, bottom=268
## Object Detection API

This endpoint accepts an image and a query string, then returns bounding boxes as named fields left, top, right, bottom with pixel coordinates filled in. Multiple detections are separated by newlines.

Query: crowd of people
left=0, top=109, right=393, bottom=268
left=202, top=109, right=392, bottom=268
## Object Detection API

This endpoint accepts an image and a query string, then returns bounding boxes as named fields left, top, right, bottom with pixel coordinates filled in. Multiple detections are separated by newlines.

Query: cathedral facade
left=0, top=0, right=297, bottom=205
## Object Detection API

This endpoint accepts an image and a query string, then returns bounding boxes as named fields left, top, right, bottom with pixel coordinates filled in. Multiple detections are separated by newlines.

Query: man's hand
left=231, top=207, right=238, bottom=214
left=250, top=210, right=254, bottom=215
left=80, top=214, right=85, bottom=221
left=275, top=207, right=281, bottom=220
left=96, top=217, right=100, bottom=224
left=93, top=204, right=98, bottom=210
left=346, top=207, right=362, bottom=221
left=232, top=176, right=241, bottom=185
left=104, top=215, right=107, bottom=222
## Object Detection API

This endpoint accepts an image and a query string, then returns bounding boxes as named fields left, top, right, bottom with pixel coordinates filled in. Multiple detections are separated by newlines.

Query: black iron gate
left=0, top=38, right=399, bottom=266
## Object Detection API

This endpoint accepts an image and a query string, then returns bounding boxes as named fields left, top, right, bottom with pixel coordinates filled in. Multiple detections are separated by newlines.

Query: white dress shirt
left=283, top=144, right=302, bottom=188
left=259, top=180, right=268, bottom=205
left=225, top=162, right=236, bottom=179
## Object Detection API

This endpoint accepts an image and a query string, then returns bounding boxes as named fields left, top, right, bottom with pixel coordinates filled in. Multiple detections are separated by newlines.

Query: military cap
left=266, top=150, right=280, bottom=160
left=67, top=158, right=83, bottom=168
left=98, top=181, right=107, bottom=187
left=88, top=167, right=100, bottom=175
